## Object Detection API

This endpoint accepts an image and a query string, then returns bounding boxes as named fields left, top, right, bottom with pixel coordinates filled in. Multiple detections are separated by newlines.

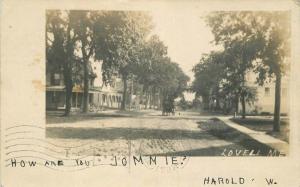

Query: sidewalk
left=218, top=117, right=289, bottom=155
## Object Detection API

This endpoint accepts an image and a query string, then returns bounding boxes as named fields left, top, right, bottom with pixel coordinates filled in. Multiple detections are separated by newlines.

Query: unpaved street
left=46, top=110, right=275, bottom=157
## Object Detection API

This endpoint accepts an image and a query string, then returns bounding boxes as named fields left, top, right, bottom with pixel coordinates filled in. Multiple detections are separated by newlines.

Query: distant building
left=46, top=61, right=123, bottom=111
left=241, top=72, right=289, bottom=115
left=205, top=71, right=289, bottom=115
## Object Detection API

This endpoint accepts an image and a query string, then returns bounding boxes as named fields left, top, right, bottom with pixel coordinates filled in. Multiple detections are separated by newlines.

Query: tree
left=206, top=11, right=290, bottom=130
left=192, top=48, right=259, bottom=115
left=135, top=35, right=168, bottom=109
left=254, top=12, right=291, bottom=131
left=94, top=11, right=152, bottom=110
left=71, top=11, right=99, bottom=113
left=192, top=52, right=225, bottom=110
left=158, top=60, right=190, bottom=115
left=46, top=10, right=79, bottom=116
left=206, top=12, right=266, bottom=118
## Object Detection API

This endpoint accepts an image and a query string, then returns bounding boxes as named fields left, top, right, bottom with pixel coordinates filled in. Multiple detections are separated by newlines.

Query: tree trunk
left=202, top=95, right=209, bottom=110
left=161, top=92, right=166, bottom=116
left=215, top=87, right=221, bottom=111
left=235, top=95, right=239, bottom=114
left=273, top=74, right=281, bottom=132
left=63, top=68, right=72, bottom=116
left=158, top=89, right=162, bottom=110
left=150, top=87, right=155, bottom=109
left=62, top=24, right=74, bottom=116
left=223, top=99, right=227, bottom=114
left=241, top=94, right=246, bottom=119
left=145, top=91, right=149, bottom=109
left=121, top=75, right=127, bottom=110
left=216, top=98, right=220, bottom=111
left=129, top=79, right=133, bottom=110
left=82, top=59, right=89, bottom=113
left=149, top=91, right=153, bottom=109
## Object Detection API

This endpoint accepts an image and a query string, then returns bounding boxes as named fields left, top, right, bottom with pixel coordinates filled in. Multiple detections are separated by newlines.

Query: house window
left=265, top=87, right=270, bottom=96
left=53, top=73, right=61, bottom=85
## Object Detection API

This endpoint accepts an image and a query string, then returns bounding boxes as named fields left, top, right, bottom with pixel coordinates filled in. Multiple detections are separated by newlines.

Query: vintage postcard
left=1, top=0, right=300, bottom=186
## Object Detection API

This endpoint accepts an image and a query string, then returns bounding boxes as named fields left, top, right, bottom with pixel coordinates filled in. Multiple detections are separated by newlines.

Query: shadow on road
left=46, top=127, right=215, bottom=141
left=46, top=112, right=132, bottom=124
left=153, top=118, right=277, bottom=156
left=46, top=117, right=279, bottom=156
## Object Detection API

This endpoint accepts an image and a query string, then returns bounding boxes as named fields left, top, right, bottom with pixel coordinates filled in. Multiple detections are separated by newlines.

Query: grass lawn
left=231, top=117, right=289, bottom=143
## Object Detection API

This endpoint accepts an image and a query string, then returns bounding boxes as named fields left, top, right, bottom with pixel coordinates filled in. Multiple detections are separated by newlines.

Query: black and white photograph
left=45, top=9, right=290, bottom=157
left=2, top=0, right=300, bottom=186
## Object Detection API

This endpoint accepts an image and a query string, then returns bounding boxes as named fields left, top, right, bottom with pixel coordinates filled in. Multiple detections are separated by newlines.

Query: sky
left=150, top=10, right=216, bottom=100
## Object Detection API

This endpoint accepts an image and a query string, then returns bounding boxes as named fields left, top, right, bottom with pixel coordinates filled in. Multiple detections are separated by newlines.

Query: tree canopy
left=193, top=11, right=290, bottom=130
left=46, top=10, right=189, bottom=114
